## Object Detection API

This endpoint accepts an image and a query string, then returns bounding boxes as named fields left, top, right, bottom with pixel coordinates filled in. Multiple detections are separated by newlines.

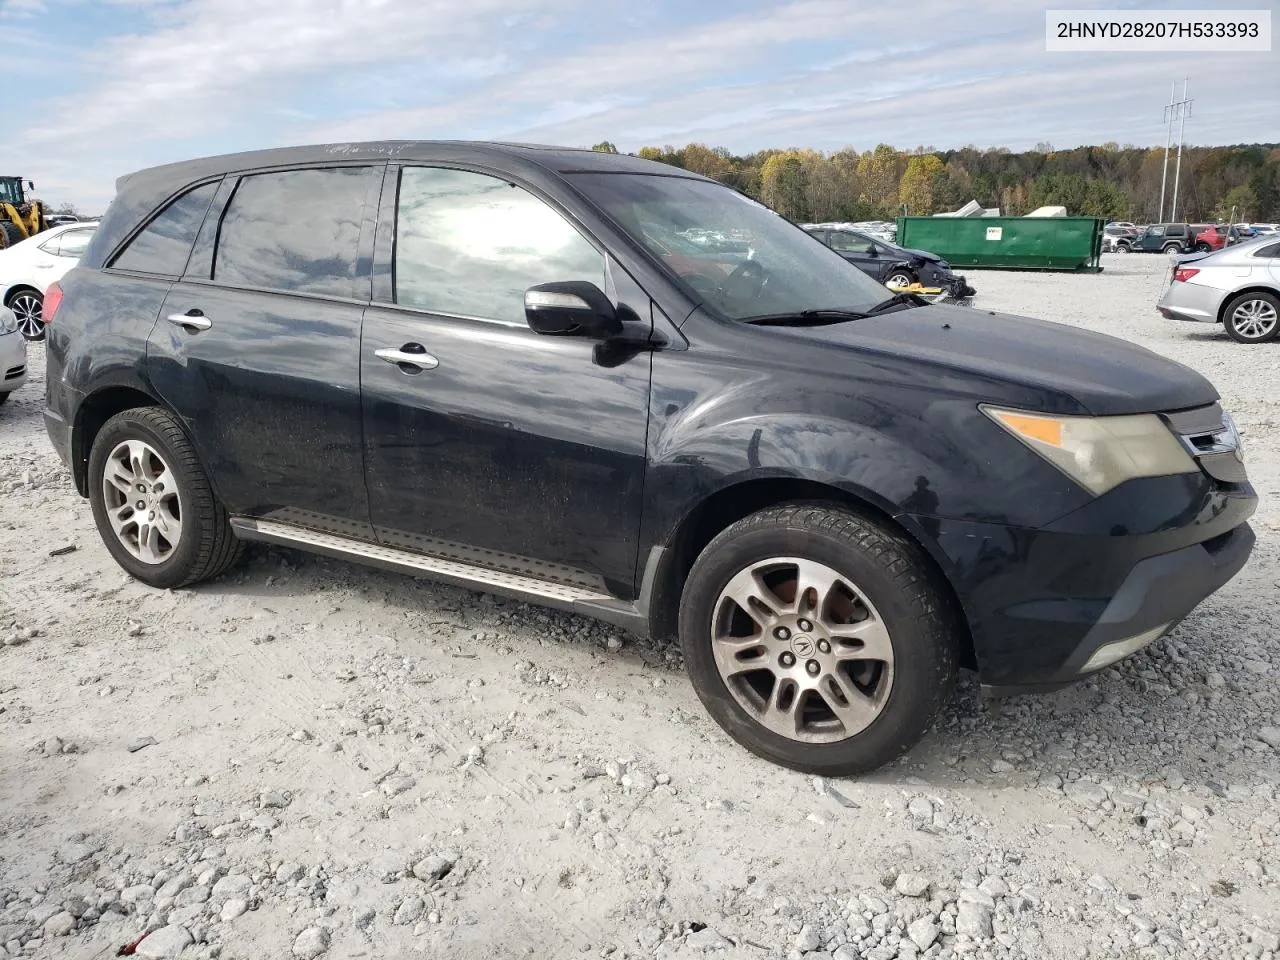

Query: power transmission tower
left=1158, top=82, right=1175, bottom=222
left=1168, top=79, right=1193, bottom=222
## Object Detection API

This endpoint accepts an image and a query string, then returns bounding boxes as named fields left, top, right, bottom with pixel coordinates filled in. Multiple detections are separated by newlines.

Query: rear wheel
left=1223, top=291, right=1280, bottom=344
left=1115, top=242, right=1130, bottom=253
left=6, top=289, right=44, bottom=341
left=88, top=406, right=243, bottom=588
left=678, top=503, right=959, bottom=775
left=1162, top=242, right=1182, bottom=255
left=1195, top=242, right=1212, bottom=253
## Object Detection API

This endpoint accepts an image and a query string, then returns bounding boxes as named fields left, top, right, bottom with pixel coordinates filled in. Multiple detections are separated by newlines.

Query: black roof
left=115, top=140, right=705, bottom=193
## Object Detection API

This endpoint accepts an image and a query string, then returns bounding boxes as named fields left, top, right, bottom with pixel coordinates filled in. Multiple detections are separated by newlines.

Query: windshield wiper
left=862, top=291, right=928, bottom=316
left=741, top=308, right=869, bottom=327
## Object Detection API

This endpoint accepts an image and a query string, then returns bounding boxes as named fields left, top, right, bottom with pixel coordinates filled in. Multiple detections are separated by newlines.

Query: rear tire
left=1223, top=291, right=1280, bottom=344
left=1195, top=243, right=1212, bottom=253
left=1162, top=243, right=1182, bottom=255
left=677, top=503, right=959, bottom=776
left=88, top=406, right=244, bottom=588
left=6, top=289, right=44, bottom=341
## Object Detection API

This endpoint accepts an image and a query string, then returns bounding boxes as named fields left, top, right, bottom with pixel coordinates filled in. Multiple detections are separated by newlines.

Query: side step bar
left=229, top=517, right=647, bottom=631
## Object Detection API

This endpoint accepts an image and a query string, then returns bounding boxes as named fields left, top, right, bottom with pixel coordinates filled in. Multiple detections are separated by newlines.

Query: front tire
left=884, top=270, right=915, bottom=291
left=1195, top=243, right=1212, bottom=253
left=88, top=406, right=243, bottom=588
left=678, top=503, right=959, bottom=776
left=1223, top=291, right=1280, bottom=344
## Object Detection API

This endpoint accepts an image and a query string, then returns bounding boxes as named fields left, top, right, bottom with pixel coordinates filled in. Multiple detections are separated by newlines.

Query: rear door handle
left=375, top=344, right=438, bottom=373
left=166, top=310, right=212, bottom=333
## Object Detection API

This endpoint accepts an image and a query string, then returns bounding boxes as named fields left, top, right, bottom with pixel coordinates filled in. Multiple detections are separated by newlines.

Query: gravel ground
left=1, top=252, right=1277, bottom=960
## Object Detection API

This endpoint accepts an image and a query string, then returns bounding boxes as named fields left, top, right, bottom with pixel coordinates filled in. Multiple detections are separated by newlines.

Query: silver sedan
left=1158, top=236, right=1280, bottom=343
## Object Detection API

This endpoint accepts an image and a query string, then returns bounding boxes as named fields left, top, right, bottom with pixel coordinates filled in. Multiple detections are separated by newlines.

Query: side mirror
left=524, top=281, right=623, bottom=339
left=26, top=181, right=35, bottom=191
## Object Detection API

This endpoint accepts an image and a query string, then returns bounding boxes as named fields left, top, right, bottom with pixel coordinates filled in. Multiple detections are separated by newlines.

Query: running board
left=230, top=517, right=646, bottom=629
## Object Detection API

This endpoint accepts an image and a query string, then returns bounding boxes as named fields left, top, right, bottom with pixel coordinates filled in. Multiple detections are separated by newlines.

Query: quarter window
left=394, top=167, right=604, bottom=324
left=1253, top=241, right=1280, bottom=259
left=112, top=181, right=219, bottom=276
left=214, top=167, right=376, bottom=297
left=53, top=228, right=95, bottom=259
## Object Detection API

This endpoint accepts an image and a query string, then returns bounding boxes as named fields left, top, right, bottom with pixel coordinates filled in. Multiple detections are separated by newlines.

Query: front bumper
left=1158, top=280, right=1226, bottom=324
left=0, top=331, right=27, bottom=395
left=906, top=472, right=1257, bottom=695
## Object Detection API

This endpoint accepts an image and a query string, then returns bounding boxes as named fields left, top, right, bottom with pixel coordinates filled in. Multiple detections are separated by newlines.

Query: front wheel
left=1223, top=291, right=1280, bottom=344
left=88, top=406, right=244, bottom=588
left=1195, top=243, right=1212, bottom=253
left=678, top=503, right=959, bottom=775
left=884, top=270, right=915, bottom=290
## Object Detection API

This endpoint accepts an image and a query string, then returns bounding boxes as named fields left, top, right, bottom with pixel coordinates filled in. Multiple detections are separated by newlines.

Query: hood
left=897, top=246, right=942, bottom=263
left=781, top=304, right=1219, bottom=416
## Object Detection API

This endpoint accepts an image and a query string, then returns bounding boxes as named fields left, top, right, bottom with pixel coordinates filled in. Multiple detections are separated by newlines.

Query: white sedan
left=0, top=306, right=27, bottom=408
left=0, top=222, right=97, bottom=340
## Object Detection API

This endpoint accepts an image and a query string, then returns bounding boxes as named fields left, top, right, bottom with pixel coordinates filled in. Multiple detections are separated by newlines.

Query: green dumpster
left=895, top=216, right=1105, bottom=272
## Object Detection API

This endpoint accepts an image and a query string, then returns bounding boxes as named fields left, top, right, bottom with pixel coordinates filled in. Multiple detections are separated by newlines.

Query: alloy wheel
left=1229, top=298, right=1279, bottom=341
left=8, top=292, right=43, bottom=339
left=710, top=557, right=894, bottom=743
left=100, top=439, right=183, bottom=564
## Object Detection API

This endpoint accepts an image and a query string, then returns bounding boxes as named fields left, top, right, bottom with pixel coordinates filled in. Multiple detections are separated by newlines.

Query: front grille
left=1163, top=403, right=1248, bottom=485
left=3, top=364, right=24, bottom=381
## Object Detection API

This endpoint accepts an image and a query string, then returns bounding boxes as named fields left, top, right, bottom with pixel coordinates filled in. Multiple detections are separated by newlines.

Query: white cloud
left=12, top=0, right=1280, bottom=208
left=23, top=0, right=575, bottom=147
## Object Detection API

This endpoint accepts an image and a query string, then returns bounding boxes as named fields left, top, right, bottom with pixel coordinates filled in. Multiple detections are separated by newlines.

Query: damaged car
left=803, top=224, right=976, bottom=300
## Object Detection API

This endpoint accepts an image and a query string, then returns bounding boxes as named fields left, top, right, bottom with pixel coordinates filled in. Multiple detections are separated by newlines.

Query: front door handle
left=166, top=309, right=212, bottom=333
left=375, top=344, right=438, bottom=373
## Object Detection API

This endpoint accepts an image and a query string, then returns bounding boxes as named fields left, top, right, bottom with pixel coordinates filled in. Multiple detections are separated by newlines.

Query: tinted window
left=1253, top=241, right=1280, bottom=259
left=394, top=167, right=604, bottom=324
left=214, top=167, right=375, bottom=297
left=113, top=181, right=218, bottom=275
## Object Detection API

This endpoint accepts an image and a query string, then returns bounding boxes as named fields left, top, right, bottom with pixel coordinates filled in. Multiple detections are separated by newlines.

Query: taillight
left=42, top=281, right=63, bottom=323
left=1173, top=267, right=1200, bottom=283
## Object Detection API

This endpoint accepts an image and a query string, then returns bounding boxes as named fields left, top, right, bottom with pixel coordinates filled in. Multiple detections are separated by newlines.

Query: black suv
left=1131, top=222, right=1198, bottom=253
left=43, top=143, right=1256, bottom=775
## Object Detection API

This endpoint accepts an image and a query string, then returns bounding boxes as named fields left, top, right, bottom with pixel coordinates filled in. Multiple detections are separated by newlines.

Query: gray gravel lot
left=1, top=252, right=1277, bottom=960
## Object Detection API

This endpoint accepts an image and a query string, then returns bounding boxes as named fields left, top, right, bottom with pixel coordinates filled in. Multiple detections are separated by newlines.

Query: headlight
left=0, top=307, right=18, bottom=336
left=982, top=406, right=1198, bottom=496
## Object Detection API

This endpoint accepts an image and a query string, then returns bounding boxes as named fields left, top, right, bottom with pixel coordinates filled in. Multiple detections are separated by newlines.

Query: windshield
left=0, top=179, right=22, bottom=205
left=567, top=173, right=894, bottom=320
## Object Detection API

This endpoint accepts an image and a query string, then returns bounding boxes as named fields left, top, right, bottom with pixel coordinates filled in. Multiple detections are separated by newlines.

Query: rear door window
left=213, top=167, right=378, bottom=298
left=112, top=181, right=219, bottom=276
left=392, top=166, right=604, bottom=325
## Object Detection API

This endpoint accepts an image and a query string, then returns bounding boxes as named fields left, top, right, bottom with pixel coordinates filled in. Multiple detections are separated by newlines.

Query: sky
left=2, top=0, right=1277, bottom=210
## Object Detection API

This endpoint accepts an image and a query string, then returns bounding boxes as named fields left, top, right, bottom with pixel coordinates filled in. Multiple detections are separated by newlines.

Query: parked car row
left=1105, top=220, right=1278, bottom=255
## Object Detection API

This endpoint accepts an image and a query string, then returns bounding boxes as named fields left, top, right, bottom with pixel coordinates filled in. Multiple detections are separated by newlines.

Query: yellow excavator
left=0, top=176, right=48, bottom=250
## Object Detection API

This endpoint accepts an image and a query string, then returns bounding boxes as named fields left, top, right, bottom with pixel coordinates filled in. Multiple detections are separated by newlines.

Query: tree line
left=591, top=141, right=1280, bottom=224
